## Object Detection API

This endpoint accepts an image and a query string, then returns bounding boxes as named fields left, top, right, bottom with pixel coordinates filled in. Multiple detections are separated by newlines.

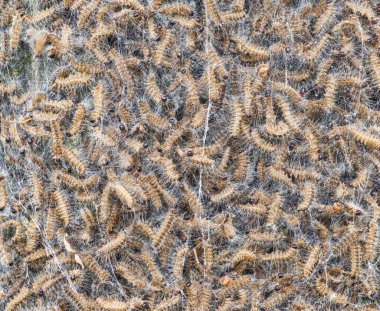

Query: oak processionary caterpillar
left=1, top=0, right=380, bottom=310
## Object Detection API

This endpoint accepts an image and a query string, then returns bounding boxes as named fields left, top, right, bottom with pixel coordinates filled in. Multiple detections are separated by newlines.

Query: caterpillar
left=68, top=104, right=85, bottom=136
left=98, top=230, right=126, bottom=254
left=51, top=190, right=71, bottom=227
left=349, top=129, right=380, bottom=149
left=10, top=15, right=22, bottom=50
left=90, top=81, right=104, bottom=122
left=303, top=245, right=321, bottom=278
left=110, top=182, right=134, bottom=209
left=298, top=182, right=315, bottom=211
left=153, top=208, right=175, bottom=249
left=4, top=287, right=30, bottom=311
left=210, top=184, right=236, bottom=203
left=180, top=184, right=204, bottom=216
left=261, top=285, right=296, bottom=310
left=115, top=263, right=147, bottom=289
left=80, top=253, right=111, bottom=281
left=155, top=294, right=181, bottom=311
left=61, top=147, right=86, bottom=175
left=251, top=130, right=276, bottom=152
left=154, top=29, right=171, bottom=66
left=146, top=73, right=164, bottom=103
left=172, top=245, right=189, bottom=283
left=233, top=37, right=269, bottom=61
left=258, top=247, right=298, bottom=263
left=267, top=165, right=293, bottom=188
left=204, top=0, right=221, bottom=24
left=96, top=297, right=128, bottom=311
left=53, top=72, right=92, bottom=92
left=315, top=275, right=349, bottom=305
left=141, top=248, right=164, bottom=285
left=0, top=175, right=8, bottom=210
left=51, top=121, right=63, bottom=159
left=77, top=0, right=101, bottom=29
left=276, top=97, right=300, bottom=130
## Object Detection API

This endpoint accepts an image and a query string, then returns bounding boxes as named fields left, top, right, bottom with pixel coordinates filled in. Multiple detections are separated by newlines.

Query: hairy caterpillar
left=261, top=285, right=296, bottom=309
left=267, top=165, right=293, bottom=188
left=146, top=73, right=164, bottom=103
left=61, top=147, right=86, bottom=175
left=303, top=245, right=321, bottom=278
left=51, top=190, right=71, bottom=227
left=315, top=275, right=349, bottom=305
left=154, top=30, right=171, bottom=66
left=80, top=253, right=111, bottom=281
left=4, top=287, right=30, bottom=311
left=68, top=104, right=85, bottom=136
left=0, top=175, right=8, bottom=210
left=349, top=129, right=380, bottom=149
left=233, top=37, right=269, bottom=61
left=90, top=81, right=104, bottom=122
left=298, top=182, right=315, bottom=211
left=141, top=248, right=164, bottom=285
left=153, top=209, right=175, bottom=249
left=251, top=130, right=276, bottom=152
left=98, top=230, right=126, bottom=255
left=10, top=15, right=22, bottom=50
left=51, top=121, right=63, bottom=160
left=210, top=184, right=236, bottom=203
left=180, top=184, right=204, bottom=215
left=173, top=245, right=189, bottom=283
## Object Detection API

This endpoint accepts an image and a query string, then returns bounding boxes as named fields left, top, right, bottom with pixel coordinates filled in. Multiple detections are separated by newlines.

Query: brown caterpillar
left=233, top=37, right=269, bottom=61
left=298, top=182, right=315, bottom=211
left=98, top=230, right=126, bottom=254
left=0, top=175, right=8, bottom=210
left=315, top=275, right=349, bottom=305
left=4, top=287, right=31, bottom=311
left=51, top=190, right=71, bottom=227
left=68, top=104, right=85, bottom=136
left=303, top=245, right=321, bottom=278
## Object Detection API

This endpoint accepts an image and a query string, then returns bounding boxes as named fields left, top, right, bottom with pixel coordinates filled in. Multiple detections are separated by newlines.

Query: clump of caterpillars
left=1, top=0, right=380, bottom=310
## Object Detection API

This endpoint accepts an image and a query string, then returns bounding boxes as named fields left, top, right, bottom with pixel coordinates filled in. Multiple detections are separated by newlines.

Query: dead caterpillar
left=210, top=184, right=236, bottom=203
left=0, top=175, right=8, bottom=210
left=80, top=208, right=95, bottom=241
left=261, top=285, right=296, bottom=310
left=303, top=245, right=321, bottom=278
left=68, top=104, right=85, bottom=136
left=115, top=263, right=147, bottom=289
left=98, top=230, right=127, bottom=255
left=298, top=182, right=315, bottom=211
left=315, top=275, right=349, bottom=305
left=233, top=37, right=269, bottom=61
left=10, top=15, right=22, bottom=50
left=286, top=167, right=319, bottom=182
left=4, top=287, right=30, bottom=311
left=90, top=81, right=104, bottom=122
left=51, top=190, right=71, bottom=227
left=141, top=248, right=164, bottom=285
left=251, top=130, right=277, bottom=152
left=153, top=208, right=175, bottom=249
left=96, top=297, right=128, bottom=311
left=61, top=147, right=86, bottom=175
left=154, top=29, right=171, bottom=66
